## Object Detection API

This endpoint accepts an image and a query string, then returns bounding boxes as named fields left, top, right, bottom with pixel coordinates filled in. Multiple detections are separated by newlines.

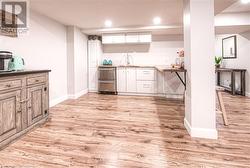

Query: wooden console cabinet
left=0, top=70, right=50, bottom=149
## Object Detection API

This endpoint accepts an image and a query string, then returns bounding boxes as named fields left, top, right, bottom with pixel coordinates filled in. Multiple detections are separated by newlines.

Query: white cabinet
left=126, top=33, right=139, bottom=43
left=126, top=68, right=137, bottom=93
left=112, top=34, right=126, bottom=43
left=117, top=68, right=127, bottom=92
left=102, top=33, right=151, bottom=44
left=88, top=40, right=102, bottom=92
left=139, top=33, right=152, bottom=43
left=102, top=35, right=113, bottom=44
left=136, top=68, right=156, bottom=94
left=102, top=34, right=125, bottom=44
left=89, top=68, right=98, bottom=91
left=117, top=67, right=157, bottom=94
left=117, top=67, right=137, bottom=93
left=137, top=81, right=156, bottom=94
left=136, top=68, right=155, bottom=81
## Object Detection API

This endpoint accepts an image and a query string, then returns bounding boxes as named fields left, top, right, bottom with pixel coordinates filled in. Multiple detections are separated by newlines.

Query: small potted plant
left=215, top=56, right=222, bottom=68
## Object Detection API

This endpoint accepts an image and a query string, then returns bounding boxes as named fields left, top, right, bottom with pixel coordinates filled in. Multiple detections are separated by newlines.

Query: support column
left=183, top=0, right=217, bottom=139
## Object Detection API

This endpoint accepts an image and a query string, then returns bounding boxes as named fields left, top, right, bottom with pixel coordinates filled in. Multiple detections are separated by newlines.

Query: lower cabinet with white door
left=136, top=68, right=156, bottom=94
left=126, top=68, right=137, bottom=93
left=117, top=67, right=127, bottom=92
left=117, top=67, right=137, bottom=93
left=117, top=67, right=156, bottom=95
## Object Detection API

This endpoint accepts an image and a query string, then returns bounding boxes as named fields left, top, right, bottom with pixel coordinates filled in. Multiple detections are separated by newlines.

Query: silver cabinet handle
left=143, top=84, right=151, bottom=88
left=143, top=71, right=151, bottom=74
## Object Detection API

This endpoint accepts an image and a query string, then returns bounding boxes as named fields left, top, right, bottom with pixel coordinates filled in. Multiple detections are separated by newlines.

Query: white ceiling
left=30, top=0, right=183, bottom=29
left=30, top=0, right=249, bottom=35
left=223, top=1, right=250, bottom=13
left=30, top=0, right=235, bottom=27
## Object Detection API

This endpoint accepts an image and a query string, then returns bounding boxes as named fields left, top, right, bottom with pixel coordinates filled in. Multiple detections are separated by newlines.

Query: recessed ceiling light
left=104, top=20, right=112, bottom=27
left=153, top=17, right=161, bottom=25
left=241, top=0, right=250, bottom=4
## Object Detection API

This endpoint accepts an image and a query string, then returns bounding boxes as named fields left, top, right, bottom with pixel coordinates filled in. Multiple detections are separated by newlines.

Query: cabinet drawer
left=136, top=68, right=155, bottom=81
left=27, top=75, right=46, bottom=85
left=98, top=81, right=116, bottom=92
left=0, top=79, right=22, bottom=91
left=137, top=81, right=155, bottom=94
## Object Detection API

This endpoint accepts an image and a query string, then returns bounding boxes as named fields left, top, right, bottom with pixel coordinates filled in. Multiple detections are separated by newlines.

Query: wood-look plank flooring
left=0, top=93, right=250, bottom=168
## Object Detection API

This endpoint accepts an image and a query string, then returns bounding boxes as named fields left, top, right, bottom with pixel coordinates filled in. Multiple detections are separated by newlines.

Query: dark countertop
left=216, top=68, right=247, bottom=72
left=0, top=70, right=51, bottom=77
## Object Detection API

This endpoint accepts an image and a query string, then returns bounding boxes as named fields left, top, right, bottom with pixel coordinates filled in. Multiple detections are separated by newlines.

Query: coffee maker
left=0, top=51, right=12, bottom=71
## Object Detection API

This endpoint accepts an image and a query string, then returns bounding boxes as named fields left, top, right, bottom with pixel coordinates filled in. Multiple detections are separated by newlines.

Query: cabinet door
left=89, top=68, right=98, bottom=91
left=112, top=34, right=126, bottom=43
left=126, top=68, right=137, bottom=93
left=126, top=33, right=139, bottom=43
left=88, top=41, right=98, bottom=68
left=0, top=90, right=22, bottom=142
left=117, top=68, right=127, bottom=92
left=139, top=33, right=152, bottom=43
left=102, top=35, right=113, bottom=44
left=27, top=85, right=45, bottom=126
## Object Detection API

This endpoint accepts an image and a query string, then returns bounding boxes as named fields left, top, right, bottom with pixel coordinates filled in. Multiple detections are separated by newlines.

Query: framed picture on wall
left=222, top=35, right=237, bottom=59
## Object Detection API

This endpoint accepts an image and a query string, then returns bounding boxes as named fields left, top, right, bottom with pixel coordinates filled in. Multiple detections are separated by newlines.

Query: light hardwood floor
left=0, top=93, right=250, bottom=168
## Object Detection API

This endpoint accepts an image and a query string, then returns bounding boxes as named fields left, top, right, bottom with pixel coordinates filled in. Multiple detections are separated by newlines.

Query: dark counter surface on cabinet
left=216, top=68, right=247, bottom=72
left=0, top=70, right=51, bottom=77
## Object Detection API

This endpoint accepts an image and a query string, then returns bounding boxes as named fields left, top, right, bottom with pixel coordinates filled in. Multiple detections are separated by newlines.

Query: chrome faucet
left=126, top=53, right=133, bottom=65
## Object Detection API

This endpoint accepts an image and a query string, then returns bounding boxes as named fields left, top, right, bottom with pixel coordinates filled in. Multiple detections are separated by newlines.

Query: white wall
left=67, top=26, right=88, bottom=99
left=67, top=27, right=75, bottom=97
left=215, top=12, right=250, bottom=26
left=215, top=32, right=250, bottom=97
left=0, top=10, right=68, bottom=107
left=74, top=28, right=88, bottom=93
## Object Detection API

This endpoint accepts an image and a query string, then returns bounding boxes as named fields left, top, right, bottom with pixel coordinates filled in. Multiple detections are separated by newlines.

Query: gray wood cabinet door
left=27, top=85, right=45, bottom=126
left=0, top=90, right=22, bottom=142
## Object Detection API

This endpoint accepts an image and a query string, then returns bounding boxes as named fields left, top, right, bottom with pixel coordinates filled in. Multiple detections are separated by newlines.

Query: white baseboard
left=88, top=90, right=98, bottom=93
left=246, top=92, right=250, bottom=97
left=118, top=92, right=157, bottom=97
left=49, top=89, right=88, bottom=107
left=164, top=94, right=183, bottom=99
left=184, top=118, right=218, bottom=139
left=68, top=89, right=88, bottom=99
left=50, top=95, right=68, bottom=107
left=118, top=92, right=183, bottom=99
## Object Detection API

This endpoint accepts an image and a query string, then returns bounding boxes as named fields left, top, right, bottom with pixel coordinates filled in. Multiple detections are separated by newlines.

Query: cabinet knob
left=6, top=84, right=11, bottom=87
left=44, top=87, right=47, bottom=91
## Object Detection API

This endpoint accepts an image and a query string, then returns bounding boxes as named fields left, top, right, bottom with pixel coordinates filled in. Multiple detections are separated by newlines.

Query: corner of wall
left=50, top=89, right=89, bottom=107
left=50, top=95, right=68, bottom=107
left=68, top=89, right=88, bottom=99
